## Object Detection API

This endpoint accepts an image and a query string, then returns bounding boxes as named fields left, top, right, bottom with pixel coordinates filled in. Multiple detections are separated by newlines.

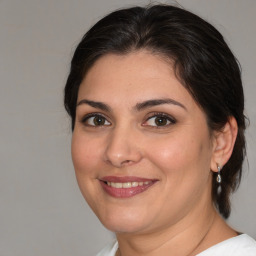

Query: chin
left=97, top=208, right=152, bottom=234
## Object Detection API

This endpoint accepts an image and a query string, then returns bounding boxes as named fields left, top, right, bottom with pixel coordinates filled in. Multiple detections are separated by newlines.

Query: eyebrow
left=76, top=98, right=187, bottom=112
left=76, top=99, right=111, bottom=112
left=134, top=98, right=187, bottom=111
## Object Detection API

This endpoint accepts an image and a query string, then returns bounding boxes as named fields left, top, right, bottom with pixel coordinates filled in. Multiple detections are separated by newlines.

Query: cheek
left=147, top=136, right=196, bottom=169
left=71, top=131, right=102, bottom=177
left=137, top=133, right=213, bottom=226
left=71, top=132, right=104, bottom=210
left=145, top=131, right=212, bottom=185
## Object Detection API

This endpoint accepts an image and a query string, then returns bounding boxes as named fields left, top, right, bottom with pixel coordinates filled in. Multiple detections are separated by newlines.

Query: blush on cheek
left=150, top=143, right=187, bottom=167
left=71, top=137, right=96, bottom=174
left=148, top=135, right=206, bottom=181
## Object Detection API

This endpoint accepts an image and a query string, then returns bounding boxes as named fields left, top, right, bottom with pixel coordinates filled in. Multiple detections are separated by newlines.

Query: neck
left=116, top=201, right=236, bottom=256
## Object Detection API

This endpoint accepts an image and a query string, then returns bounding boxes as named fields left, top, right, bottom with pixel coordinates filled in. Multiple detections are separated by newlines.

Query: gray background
left=0, top=0, right=255, bottom=255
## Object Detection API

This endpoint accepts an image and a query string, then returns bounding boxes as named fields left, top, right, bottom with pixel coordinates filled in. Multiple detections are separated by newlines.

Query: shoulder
left=95, top=235, right=256, bottom=256
left=197, top=234, right=256, bottom=256
left=96, top=240, right=118, bottom=256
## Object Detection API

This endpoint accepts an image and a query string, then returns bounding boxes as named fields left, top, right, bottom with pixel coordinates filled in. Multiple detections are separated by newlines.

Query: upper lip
left=100, top=176, right=158, bottom=183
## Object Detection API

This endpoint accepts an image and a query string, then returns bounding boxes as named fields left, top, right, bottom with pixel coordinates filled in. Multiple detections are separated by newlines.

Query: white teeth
left=131, top=182, right=138, bottom=187
left=110, top=182, right=122, bottom=188
left=106, top=181, right=152, bottom=188
left=123, top=182, right=131, bottom=188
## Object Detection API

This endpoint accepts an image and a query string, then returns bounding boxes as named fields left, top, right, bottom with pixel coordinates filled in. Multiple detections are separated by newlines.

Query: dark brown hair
left=64, top=4, right=246, bottom=218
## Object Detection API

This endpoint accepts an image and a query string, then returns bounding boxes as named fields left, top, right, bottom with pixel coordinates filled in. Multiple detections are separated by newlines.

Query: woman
left=64, top=4, right=256, bottom=256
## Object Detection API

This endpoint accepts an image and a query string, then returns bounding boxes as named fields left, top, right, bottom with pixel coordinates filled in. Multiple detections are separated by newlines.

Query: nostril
left=121, top=160, right=132, bottom=165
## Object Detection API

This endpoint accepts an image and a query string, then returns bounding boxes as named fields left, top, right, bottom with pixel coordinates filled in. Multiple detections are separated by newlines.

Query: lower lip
left=100, top=181, right=156, bottom=198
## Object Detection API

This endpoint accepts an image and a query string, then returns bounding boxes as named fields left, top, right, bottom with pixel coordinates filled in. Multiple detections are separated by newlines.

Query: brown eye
left=154, top=116, right=168, bottom=126
left=144, top=114, right=176, bottom=127
left=82, top=114, right=111, bottom=126
left=93, top=116, right=106, bottom=126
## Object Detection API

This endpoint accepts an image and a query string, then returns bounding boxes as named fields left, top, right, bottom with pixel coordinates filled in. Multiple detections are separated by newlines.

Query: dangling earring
left=216, top=165, right=222, bottom=184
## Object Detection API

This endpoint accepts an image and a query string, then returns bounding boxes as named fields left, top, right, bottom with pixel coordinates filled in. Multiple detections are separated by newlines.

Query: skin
left=72, top=50, right=238, bottom=256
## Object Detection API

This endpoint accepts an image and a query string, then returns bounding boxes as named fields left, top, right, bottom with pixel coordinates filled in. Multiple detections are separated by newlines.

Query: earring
left=216, top=165, right=222, bottom=184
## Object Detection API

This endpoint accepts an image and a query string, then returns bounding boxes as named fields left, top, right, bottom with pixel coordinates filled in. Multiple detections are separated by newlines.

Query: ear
left=210, top=116, right=238, bottom=172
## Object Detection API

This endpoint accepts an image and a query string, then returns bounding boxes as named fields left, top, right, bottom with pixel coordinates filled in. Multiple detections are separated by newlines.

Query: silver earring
left=216, top=165, right=222, bottom=184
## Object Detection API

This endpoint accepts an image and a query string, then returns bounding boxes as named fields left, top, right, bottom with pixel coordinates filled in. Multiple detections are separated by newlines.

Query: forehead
left=78, top=50, right=194, bottom=107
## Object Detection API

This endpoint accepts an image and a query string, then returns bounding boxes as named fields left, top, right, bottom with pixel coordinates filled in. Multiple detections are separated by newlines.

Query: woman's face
left=72, top=51, right=216, bottom=234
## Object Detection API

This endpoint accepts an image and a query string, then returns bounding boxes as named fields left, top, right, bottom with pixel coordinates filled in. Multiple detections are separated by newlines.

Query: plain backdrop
left=0, top=0, right=255, bottom=255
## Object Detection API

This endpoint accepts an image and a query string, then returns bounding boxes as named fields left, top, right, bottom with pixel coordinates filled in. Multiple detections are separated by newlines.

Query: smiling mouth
left=105, top=181, right=152, bottom=188
left=99, top=176, right=157, bottom=198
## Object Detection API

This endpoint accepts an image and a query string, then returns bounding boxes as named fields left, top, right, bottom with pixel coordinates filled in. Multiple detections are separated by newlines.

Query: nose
left=103, top=125, right=143, bottom=168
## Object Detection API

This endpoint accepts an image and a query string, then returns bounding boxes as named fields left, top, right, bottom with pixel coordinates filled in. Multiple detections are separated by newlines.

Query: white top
left=96, top=234, right=256, bottom=256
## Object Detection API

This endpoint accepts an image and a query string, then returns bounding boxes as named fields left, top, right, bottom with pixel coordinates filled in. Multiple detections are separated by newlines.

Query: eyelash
left=80, top=112, right=176, bottom=128
left=143, top=112, right=176, bottom=128
left=80, top=113, right=111, bottom=127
